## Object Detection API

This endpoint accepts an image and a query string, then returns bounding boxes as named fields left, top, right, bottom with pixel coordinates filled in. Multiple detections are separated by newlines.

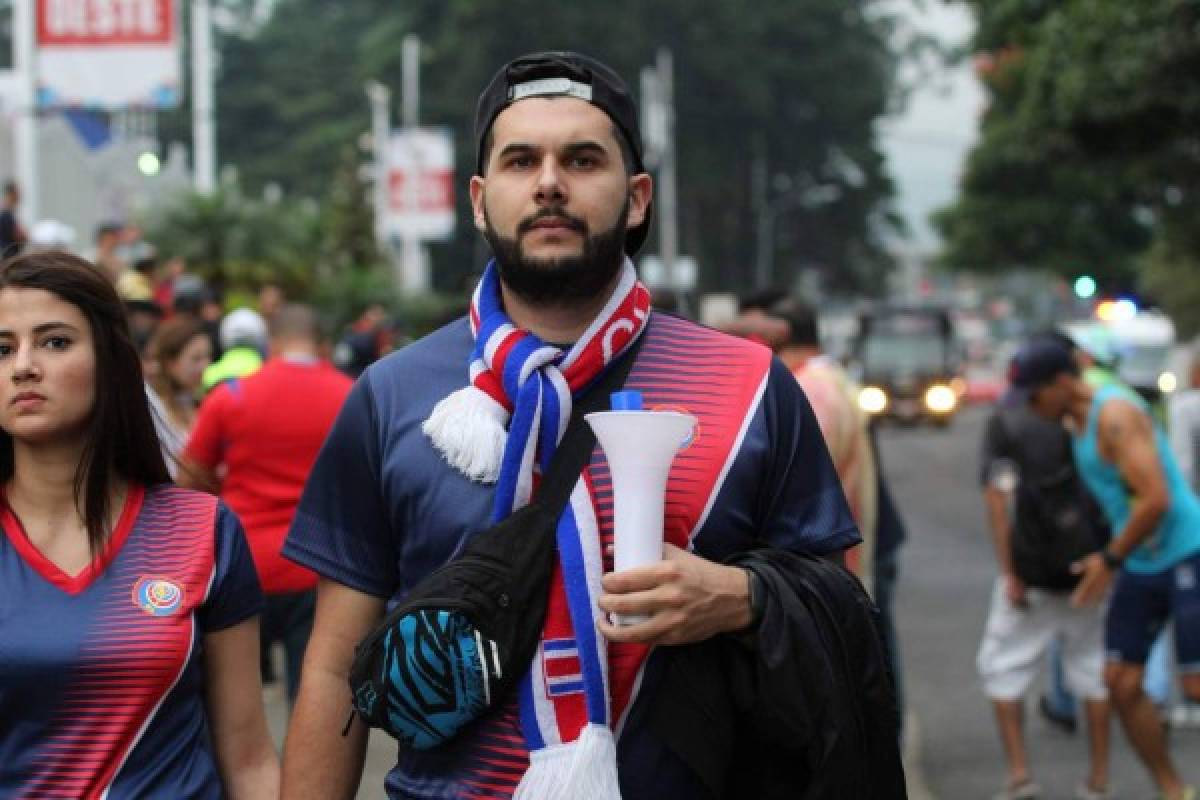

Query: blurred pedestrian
left=203, top=308, right=267, bottom=390
left=1020, top=338, right=1200, bottom=800
left=151, top=256, right=185, bottom=313
left=115, top=254, right=157, bottom=303
left=1165, top=344, right=1200, bottom=728
left=124, top=297, right=165, bottom=371
left=773, top=301, right=878, bottom=591
left=331, top=302, right=389, bottom=378
left=145, top=317, right=212, bottom=477
left=180, top=304, right=352, bottom=702
left=0, top=180, right=27, bottom=258
left=258, top=282, right=285, bottom=327
left=978, top=345, right=1112, bottom=799
left=0, top=251, right=277, bottom=797
left=92, top=223, right=126, bottom=283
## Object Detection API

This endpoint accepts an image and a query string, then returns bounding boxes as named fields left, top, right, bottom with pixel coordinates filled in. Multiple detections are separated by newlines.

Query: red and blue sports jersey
left=285, top=312, right=860, bottom=800
left=0, top=484, right=263, bottom=799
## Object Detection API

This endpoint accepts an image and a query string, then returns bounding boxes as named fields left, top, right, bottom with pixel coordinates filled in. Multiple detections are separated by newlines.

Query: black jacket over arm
left=648, top=549, right=906, bottom=799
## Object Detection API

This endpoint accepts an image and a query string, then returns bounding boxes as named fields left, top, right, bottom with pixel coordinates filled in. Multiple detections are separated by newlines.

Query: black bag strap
left=530, top=329, right=646, bottom=516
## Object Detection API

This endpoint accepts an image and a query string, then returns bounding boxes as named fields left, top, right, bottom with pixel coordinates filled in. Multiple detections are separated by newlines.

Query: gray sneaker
left=994, top=779, right=1042, bottom=800
left=1074, top=782, right=1110, bottom=799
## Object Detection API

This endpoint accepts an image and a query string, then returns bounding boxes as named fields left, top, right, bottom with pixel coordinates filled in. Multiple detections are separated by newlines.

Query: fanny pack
left=346, top=335, right=642, bottom=749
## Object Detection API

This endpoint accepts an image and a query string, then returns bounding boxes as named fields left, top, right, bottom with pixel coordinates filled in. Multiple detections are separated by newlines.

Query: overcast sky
left=878, top=0, right=985, bottom=251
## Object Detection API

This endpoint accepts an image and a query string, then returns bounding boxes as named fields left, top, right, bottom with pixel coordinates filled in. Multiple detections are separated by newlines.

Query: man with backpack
left=978, top=340, right=1113, bottom=800
left=1017, top=337, right=1200, bottom=800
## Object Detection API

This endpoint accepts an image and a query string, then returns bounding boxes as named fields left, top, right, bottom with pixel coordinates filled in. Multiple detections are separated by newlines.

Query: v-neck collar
left=1, top=484, right=146, bottom=595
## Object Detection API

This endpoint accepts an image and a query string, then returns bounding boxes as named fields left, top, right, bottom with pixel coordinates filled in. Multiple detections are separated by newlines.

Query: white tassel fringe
left=422, top=387, right=509, bottom=484
left=513, top=723, right=622, bottom=800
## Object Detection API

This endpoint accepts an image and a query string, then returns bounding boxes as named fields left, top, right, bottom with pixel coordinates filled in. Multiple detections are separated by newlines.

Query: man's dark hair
left=132, top=255, right=158, bottom=276
left=774, top=300, right=820, bottom=348
left=738, top=289, right=788, bottom=314
left=480, top=122, right=636, bottom=178
left=0, top=251, right=170, bottom=556
left=3, top=181, right=17, bottom=197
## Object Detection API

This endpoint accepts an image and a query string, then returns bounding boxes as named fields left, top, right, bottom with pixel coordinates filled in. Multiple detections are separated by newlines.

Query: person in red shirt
left=180, top=303, right=352, bottom=700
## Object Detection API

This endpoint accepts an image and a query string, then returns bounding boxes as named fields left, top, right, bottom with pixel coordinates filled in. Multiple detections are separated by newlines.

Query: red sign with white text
left=38, top=0, right=173, bottom=47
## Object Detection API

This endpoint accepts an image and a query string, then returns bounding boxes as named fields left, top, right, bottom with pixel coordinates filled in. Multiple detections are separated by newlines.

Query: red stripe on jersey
left=18, top=489, right=218, bottom=800
left=590, top=316, right=772, bottom=728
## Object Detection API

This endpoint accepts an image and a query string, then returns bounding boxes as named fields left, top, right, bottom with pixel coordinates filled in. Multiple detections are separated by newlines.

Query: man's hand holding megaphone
left=597, top=544, right=754, bottom=646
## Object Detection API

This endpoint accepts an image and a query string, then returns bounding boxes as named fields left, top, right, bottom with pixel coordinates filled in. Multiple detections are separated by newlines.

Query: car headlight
left=858, top=386, right=888, bottom=414
left=924, top=384, right=957, bottom=414
left=1159, top=371, right=1178, bottom=393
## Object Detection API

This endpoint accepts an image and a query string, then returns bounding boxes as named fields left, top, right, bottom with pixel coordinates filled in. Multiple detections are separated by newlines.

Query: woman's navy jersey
left=0, top=485, right=263, bottom=799
left=285, top=312, right=860, bottom=800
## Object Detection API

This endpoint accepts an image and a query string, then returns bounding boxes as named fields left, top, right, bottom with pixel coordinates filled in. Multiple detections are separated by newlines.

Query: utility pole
left=752, top=138, right=770, bottom=289
left=655, top=48, right=678, bottom=295
left=399, top=34, right=428, bottom=294
left=365, top=80, right=391, bottom=257
left=191, top=0, right=216, bottom=194
left=14, top=0, right=39, bottom=221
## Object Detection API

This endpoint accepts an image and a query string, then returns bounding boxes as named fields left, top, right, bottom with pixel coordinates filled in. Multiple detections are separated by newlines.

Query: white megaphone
left=586, top=390, right=696, bottom=625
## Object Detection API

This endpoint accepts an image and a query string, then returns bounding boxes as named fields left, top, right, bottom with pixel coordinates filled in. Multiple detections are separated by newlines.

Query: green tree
left=938, top=0, right=1200, bottom=324
left=173, top=0, right=903, bottom=295
left=145, top=185, right=322, bottom=298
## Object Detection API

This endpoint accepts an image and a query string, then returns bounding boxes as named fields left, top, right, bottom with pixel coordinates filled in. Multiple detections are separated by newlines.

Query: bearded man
left=279, top=51, right=900, bottom=800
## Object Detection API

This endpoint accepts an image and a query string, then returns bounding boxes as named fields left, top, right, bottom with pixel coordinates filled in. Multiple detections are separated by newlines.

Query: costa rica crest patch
left=132, top=576, right=185, bottom=616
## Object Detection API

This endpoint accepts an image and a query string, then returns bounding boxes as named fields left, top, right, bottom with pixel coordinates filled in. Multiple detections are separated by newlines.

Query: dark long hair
left=146, top=316, right=206, bottom=431
left=0, top=251, right=171, bottom=554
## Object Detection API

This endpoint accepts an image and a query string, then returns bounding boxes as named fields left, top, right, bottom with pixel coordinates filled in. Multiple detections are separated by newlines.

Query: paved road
left=266, top=403, right=1200, bottom=799
left=882, top=405, right=1200, bottom=799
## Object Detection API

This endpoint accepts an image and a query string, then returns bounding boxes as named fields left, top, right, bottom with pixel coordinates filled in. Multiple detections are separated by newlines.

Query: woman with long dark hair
left=0, top=252, right=278, bottom=797
left=145, top=316, right=212, bottom=476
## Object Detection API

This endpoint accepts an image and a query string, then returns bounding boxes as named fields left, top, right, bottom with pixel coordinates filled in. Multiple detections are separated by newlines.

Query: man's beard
left=483, top=196, right=629, bottom=306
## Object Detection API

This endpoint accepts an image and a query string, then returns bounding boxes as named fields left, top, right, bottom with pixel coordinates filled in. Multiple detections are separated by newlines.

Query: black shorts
left=1105, top=552, right=1200, bottom=671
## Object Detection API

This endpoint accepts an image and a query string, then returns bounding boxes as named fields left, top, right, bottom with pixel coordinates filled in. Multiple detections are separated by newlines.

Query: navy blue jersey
left=285, top=312, right=859, bottom=799
left=0, top=485, right=263, bottom=799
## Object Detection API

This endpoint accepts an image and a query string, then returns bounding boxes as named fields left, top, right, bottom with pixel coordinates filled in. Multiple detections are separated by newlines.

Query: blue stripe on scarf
left=502, top=335, right=544, bottom=400
left=538, top=373, right=562, bottom=472
left=492, top=377, right=541, bottom=520
left=556, top=501, right=608, bottom=723
left=518, top=674, right=547, bottom=750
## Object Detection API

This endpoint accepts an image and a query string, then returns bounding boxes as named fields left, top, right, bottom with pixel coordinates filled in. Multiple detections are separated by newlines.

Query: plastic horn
left=586, top=391, right=695, bottom=625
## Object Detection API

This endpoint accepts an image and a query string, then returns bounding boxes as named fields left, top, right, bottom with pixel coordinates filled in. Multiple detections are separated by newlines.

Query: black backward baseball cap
left=1003, top=337, right=1079, bottom=405
left=475, top=51, right=651, bottom=255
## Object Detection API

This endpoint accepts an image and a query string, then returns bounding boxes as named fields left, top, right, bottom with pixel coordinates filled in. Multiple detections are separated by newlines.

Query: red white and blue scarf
left=423, top=258, right=650, bottom=798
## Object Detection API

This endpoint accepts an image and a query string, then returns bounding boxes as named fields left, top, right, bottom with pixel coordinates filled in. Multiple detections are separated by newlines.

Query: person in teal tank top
left=1014, top=337, right=1200, bottom=800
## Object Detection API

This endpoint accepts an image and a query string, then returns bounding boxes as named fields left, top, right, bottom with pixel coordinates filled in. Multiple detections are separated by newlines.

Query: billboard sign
left=385, top=127, right=455, bottom=241
left=36, top=0, right=180, bottom=109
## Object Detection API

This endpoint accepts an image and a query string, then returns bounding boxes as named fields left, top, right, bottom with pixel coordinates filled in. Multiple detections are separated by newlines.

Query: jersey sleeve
left=979, top=411, right=1013, bottom=487
left=198, top=502, right=264, bottom=632
left=283, top=375, right=398, bottom=597
left=756, top=359, right=861, bottom=555
left=183, top=384, right=230, bottom=469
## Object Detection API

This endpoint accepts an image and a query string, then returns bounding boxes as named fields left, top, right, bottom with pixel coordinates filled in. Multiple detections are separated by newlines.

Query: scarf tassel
left=422, top=386, right=509, bottom=484
left=513, top=723, right=622, bottom=800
